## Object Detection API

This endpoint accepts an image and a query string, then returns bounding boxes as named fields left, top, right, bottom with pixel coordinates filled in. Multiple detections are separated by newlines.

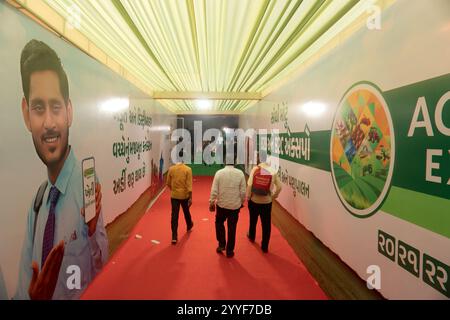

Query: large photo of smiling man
left=15, top=39, right=108, bottom=300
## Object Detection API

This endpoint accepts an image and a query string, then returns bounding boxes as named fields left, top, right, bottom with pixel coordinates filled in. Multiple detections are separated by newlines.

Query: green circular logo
left=330, top=83, right=395, bottom=218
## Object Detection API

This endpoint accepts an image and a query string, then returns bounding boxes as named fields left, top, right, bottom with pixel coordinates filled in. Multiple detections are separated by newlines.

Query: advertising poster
left=240, top=0, right=450, bottom=299
left=0, top=2, right=175, bottom=299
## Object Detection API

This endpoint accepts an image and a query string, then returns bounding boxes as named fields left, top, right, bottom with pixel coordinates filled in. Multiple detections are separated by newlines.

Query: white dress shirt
left=209, top=166, right=246, bottom=210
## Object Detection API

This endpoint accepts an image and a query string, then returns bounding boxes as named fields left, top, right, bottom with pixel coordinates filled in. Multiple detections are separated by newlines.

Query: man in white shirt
left=209, top=149, right=246, bottom=258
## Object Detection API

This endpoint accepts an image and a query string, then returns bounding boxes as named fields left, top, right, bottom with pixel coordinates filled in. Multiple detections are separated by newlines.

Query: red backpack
left=251, top=166, right=272, bottom=195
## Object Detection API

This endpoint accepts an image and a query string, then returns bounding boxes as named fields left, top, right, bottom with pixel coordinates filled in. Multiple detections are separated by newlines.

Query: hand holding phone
left=82, top=157, right=96, bottom=223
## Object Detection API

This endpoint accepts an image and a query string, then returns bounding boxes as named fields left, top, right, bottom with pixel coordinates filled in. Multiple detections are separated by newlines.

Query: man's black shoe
left=171, top=239, right=177, bottom=245
left=246, top=233, right=255, bottom=243
left=187, top=222, right=194, bottom=232
left=216, top=246, right=225, bottom=253
left=226, top=251, right=235, bottom=258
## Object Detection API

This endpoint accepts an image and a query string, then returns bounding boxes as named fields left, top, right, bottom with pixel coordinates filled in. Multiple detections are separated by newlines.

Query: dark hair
left=20, top=39, right=69, bottom=105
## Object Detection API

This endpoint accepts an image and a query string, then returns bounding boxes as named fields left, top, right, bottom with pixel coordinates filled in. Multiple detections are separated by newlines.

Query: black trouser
left=171, top=198, right=193, bottom=240
left=215, top=205, right=240, bottom=254
left=248, top=200, right=272, bottom=251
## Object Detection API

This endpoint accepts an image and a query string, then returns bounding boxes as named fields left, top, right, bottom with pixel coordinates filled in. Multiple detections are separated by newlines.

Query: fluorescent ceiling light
left=301, top=101, right=327, bottom=117
left=100, top=98, right=129, bottom=113
left=151, top=125, right=172, bottom=132
left=196, top=99, right=212, bottom=110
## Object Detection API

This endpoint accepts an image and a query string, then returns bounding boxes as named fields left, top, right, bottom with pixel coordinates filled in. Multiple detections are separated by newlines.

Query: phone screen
left=82, top=157, right=96, bottom=223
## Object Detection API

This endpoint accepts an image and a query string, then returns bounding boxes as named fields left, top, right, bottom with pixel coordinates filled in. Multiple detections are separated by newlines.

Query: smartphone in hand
left=82, top=157, right=96, bottom=223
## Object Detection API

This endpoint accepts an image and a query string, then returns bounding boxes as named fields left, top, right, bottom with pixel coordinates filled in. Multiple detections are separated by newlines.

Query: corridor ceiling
left=13, top=0, right=388, bottom=113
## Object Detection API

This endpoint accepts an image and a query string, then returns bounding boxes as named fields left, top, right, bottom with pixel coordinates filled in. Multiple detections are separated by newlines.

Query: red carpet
left=82, top=176, right=327, bottom=300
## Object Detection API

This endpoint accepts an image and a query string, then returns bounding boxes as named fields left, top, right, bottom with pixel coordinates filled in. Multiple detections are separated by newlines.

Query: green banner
left=264, top=131, right=331, bottom=172
left=264, top=73, right=449, bottom=238
left=385, top=73, right=450, bottom=201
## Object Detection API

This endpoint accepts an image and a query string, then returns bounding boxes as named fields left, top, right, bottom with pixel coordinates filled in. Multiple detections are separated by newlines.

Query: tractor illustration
left=362, top=164, right=373, bottom=176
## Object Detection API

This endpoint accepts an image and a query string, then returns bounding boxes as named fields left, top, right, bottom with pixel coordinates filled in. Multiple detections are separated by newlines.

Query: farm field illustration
left=331, top=85, right=393, bottom=213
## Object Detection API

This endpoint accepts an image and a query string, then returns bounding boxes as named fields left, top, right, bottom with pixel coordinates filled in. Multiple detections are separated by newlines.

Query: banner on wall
left=0, top=3, right=174, bottom=300
left=255, top=73, right=450, bottom=299
left=14, top=38, right=111, bottom=301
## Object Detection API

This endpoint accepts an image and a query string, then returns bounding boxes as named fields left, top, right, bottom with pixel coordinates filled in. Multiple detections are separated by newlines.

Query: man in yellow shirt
left=166, top=162, right=194, bottom=244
